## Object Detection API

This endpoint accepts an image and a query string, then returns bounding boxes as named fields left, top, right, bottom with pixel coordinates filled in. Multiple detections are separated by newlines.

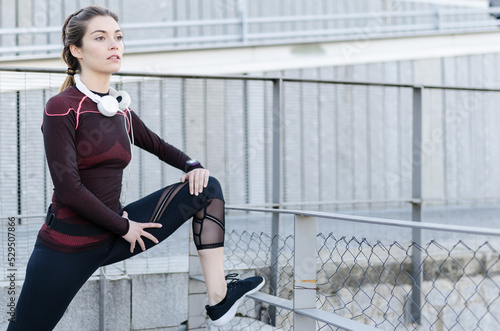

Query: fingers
left=126, top=221, right=162, bottom=253
left=189, top=172, right=195, bottom=195
left=141, top=222, right=161, bottom=243
left=137, top=237, right=146, bottom=252
left=139, top=223, right=161, bottom=248
left=142, top=222, right=163, bottom=229
left=203, top=170, right=209, bottom=188
left=186, top=169, right=210, bottom=196
left=193, top=171, right=202, bottom=195
left=142, top=231, right=159, bottom=245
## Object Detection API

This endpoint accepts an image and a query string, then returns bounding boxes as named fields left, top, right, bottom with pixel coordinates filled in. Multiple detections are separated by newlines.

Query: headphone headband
left=75, top=76, right=131, bottom=117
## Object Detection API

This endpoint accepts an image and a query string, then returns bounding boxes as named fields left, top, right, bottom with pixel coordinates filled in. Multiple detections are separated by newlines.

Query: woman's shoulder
left=45, top=85, right=83, bottom=115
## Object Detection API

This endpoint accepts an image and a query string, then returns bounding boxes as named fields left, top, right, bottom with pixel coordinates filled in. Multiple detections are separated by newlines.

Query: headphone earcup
left=98, top=95, right=120, bottom=117
left=115, top=91, right=131, bottom=111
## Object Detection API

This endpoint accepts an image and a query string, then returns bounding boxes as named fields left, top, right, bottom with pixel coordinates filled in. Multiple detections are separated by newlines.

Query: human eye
left=95, top=35, right=105, bottom=41
left=116, top=34, right=123, bottom=41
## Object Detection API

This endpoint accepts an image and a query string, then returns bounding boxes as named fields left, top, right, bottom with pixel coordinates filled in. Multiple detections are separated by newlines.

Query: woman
left=7, top=6, right=264, bottom=330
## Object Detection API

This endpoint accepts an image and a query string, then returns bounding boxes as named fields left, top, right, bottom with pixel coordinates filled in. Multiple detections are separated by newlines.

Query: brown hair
left=59, top=6, right=119, bottom=92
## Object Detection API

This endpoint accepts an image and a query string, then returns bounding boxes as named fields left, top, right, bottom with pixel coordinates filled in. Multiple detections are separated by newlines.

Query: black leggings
left=7, top=177, right=225, bottom=331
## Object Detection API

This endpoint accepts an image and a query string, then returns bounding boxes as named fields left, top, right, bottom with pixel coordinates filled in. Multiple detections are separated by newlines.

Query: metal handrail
left=225, top=206, right=500, bottom=237
left=2, top=7, right=500, bottom=58
left=2, top=8, right=499, bottom=36
left=4, top=66, right=500, bottom=92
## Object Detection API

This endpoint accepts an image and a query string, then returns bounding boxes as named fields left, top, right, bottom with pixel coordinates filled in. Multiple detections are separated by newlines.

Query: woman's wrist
left=120, top=217, right=130, bottom=236
left=184, top=159, right=203, bottom=173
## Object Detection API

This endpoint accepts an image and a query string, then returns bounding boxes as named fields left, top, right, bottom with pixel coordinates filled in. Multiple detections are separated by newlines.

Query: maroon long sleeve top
left=37, top=85, right=201, bottom=252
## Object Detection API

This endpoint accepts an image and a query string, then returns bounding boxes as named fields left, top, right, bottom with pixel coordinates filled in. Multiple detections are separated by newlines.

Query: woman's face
left=71, top=15, right=124, bottom=76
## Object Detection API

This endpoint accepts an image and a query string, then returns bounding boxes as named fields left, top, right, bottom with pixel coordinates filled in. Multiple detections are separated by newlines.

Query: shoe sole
left=210, top=277, right=266, bottom=327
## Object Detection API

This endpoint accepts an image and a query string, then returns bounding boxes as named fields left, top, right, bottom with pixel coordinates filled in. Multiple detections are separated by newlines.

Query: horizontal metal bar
left=2, top=197, right=496, bottom=222
left=224, top=206, right=500, bottom=237
left=190, top=274, right=293, bottom=309
left=225, top=198, right=418, bottom=209
left=440, top=20, right=500, bottom=30
left=124, top=34, right=241, bottom=47
left=122, top=18, right=241, bottom=30
left=282, top=76, right=500, bottom=92
left=0, top=26, right=60, bottom=35
left=0, top=43, right=61, bottom=53
left=247, top=292, right=293, bottom=311
left=425, top=196, right=500, bottom=203
left=441, top=8, right=500, bottom=15
left=191, top=274, right=378, bottom=330
left=0, top=9, right=456, bottom=36
left=3, top=66, right=500, bottom=93
left=296, top=308, right=379, bottom=331
left=278, top=196, right=500, bottom=207
left=0, top=19, right=240, bottom=37
left=246, top=10, right=436, bottom=24
left=244, top=23, right=438, bottom=41
left=0, top=66, right=278, bottom=81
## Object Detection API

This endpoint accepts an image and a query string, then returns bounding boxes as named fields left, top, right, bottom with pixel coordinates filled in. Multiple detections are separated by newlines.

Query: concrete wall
left=257, top=51, right=500, bottom=205
left=1, top=273, right=189, bottom=331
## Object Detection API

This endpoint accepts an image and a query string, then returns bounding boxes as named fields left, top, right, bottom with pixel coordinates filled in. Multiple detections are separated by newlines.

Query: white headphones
left=75, top=76, right=134, bottom=206
left=75, top=76, right=131, bottom=116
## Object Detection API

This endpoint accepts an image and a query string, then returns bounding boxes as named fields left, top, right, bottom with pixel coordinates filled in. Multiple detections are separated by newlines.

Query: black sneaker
left=206, top=273, right=265, bottom=327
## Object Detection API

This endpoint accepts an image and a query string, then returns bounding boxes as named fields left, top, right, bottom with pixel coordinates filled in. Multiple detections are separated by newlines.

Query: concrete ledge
left=0, top=273, right=188, bottom=331
left=4, top=30, right=500, bottom=76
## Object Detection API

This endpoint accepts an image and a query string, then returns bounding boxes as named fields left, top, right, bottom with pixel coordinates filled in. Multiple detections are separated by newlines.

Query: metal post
left=293, top=215, right=317, bottom=331
left=238, top=0, right=248, bottom=43
left=187, top=227, right=207, bottom=330
left=99, top=268, right=106, bottom=331
left=269, top=78, right=282, bottom=326
left=410, top=86, right=423, bottom=325
left=434, top=5, right=441, bottom=30
left=16, top=91, right=21, bottom=225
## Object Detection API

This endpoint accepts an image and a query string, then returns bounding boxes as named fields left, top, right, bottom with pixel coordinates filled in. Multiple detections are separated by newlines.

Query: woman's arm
left=127, top=110, right=204, bottom=172
left=127, top=110, right=209, bottom=194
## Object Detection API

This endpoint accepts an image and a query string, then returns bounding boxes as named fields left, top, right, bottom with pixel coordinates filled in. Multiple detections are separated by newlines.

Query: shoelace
left=225, top=273, right=242, bottom=290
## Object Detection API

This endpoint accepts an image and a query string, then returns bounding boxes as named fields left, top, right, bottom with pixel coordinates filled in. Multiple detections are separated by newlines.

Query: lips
left=107, top=55, right=121, bottom=60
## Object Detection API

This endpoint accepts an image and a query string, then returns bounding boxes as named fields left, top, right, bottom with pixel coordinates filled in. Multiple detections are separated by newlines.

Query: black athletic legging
left=7, top=176, right=224, bottom=331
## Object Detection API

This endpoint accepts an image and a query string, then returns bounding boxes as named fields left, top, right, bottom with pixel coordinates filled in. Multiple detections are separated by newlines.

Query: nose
left=109, top=39, right=119, bottom=50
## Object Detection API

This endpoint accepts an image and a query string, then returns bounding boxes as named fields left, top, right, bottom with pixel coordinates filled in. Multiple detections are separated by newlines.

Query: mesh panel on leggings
left=192, top=198, right=225, bottom=250
left=148, top=182, right=186, bottom=223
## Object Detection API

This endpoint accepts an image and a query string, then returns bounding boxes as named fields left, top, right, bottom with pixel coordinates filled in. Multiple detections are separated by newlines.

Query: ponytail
left=59, top=6, right=119, bottom=92
left=59, top=70, right=77, bottom=93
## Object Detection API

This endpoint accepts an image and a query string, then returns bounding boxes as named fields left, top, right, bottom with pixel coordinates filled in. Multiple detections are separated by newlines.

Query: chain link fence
left=218, top=226, right=500, bottom=331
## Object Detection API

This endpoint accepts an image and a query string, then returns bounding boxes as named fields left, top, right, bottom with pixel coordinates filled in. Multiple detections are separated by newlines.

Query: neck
left=78, top=71, right=111, bottom=94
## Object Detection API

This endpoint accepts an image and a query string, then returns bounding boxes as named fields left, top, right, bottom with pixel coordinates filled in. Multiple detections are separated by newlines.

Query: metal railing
left=2, top=2, right=500, bottom=59
left=0, top=67, right=499, bottom=330
left=189, top=206, right=500, bottom=330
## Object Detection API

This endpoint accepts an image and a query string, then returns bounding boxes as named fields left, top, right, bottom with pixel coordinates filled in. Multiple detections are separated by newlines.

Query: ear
left=69, top=44, right=82, bottom=60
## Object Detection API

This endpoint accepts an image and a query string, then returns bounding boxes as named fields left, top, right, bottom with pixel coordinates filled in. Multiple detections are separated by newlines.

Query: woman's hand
left=180, top=168, right=210, bottom=196
left=121, top=211, right=162, bottom=253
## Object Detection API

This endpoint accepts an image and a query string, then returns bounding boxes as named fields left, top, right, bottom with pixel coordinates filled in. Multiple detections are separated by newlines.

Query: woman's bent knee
left=206, top=176, right=224, bottom=201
